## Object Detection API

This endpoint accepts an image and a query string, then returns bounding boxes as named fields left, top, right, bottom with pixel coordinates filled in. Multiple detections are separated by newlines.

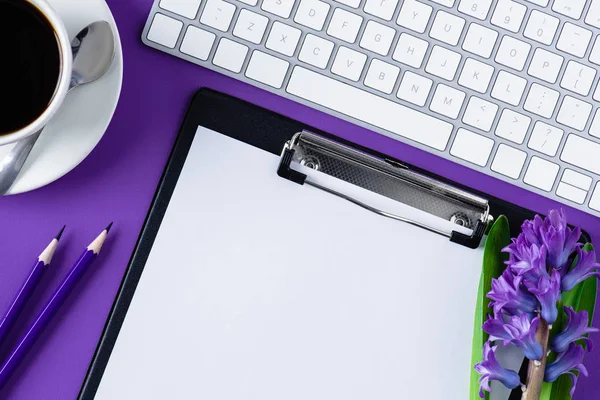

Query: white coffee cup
left=0, top=0, right=73, bottom=146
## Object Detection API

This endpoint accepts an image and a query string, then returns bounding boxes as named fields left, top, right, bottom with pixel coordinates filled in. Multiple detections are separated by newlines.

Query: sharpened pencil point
left=55, top=225, right=66, bottom=241
left=105, top=222, right=113, bottom=233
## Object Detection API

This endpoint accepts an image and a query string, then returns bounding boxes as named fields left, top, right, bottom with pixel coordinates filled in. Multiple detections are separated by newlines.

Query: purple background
left=0, top=0, right=598, bottom=398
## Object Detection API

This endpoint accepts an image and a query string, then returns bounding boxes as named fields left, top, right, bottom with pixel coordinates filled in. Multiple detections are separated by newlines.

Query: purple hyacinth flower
left=488, top=269, right=537, bottom=317
left=520, top=214, right=545, bottom=247
left=483, top=315, right=543, bottom=361
left=483, top=317, right=513, bottom=342
left=475, top=341, right=521, bottom=398
left=507, top=315, right=543, bottom=361
left=503, top=239, right=548, bottom=282
left=551, top=307, right=599, bottom=353
left=545, top=343, right=588, bottom=396
left=541, top=210, right=581, bottom=270
left=525, top=269, right=561, bottom=324
left=562, top=246, right=600, bottom=292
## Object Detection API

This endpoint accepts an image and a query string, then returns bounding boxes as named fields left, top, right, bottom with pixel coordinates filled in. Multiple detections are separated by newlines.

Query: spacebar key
left=287, top=66, right=453, bottom=151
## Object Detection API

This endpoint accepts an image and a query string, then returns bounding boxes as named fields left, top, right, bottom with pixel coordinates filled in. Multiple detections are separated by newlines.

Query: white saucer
left=0, top=0, right=123, bottom=195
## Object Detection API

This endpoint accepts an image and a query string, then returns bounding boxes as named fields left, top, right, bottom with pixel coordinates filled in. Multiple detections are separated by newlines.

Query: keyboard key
left=331, top=46, right=367, bottom=81
left=360, top=21, right=396, bottom=56
left=491, top=71, right=527, bottom=106
left=364, top=59, right=400, bottom=94
left=458, top=58, right=494, bottom=93
left=266, top=22, right=301, bottom=57
left=239, top=0, right=258, bottom=5
left=561, top=134, right=600, bottom=175
left=462, top=96, right=498, bottom=131
left=147, top=13, right=182, bottom=48
left=397, top=71, right=433, bottom=106
left=556, top=96, right=592, bottom=131
left=287, top=66, right=453, bottom=150
left=557, top=182, right=587, bottom=204
left=397, top=0, right=433, bottom=34
left=590, top=183, right=600, bottom=211
left=491, top=144, right=526, bottom=179
left=527, top=48, right=563, bottom=84
left=524, top=157, right=559, bottom=191
left=431, top=0, right=455, bottom=7
left=429, top=11, right=465, bottom=46
left=457, top=0, right=493, bottom=20
left=591, top=110, right=600, bottom=138
left=586, top=0, right=600, bottom=28
left=233, top=9, right=269, bottom=44
left=425, top=46, right=461, bottom=81
left=450, top=128, right=494, bottom=167
left=295, top=0, right=330, bottom=31
left=159, top=0, right=202, bottom=19
left=495, top=109, right=531, bottom=144
left=528, top=121, right=563, bottom=157
left=245, top=51, right=289, bottom=88
left=562, top=169, right=592, bottom=191
left=298, top=34, right=334, bottom=69
left=559, top=175, right=590, bottom=204
left=462, top=23, right=498, bottom=58
left=552, top=0, right=586, bottom=19
left=557, top=23, right=592, bottom=58
left=525, top=0, right=549, bottom=6
left=212, top=38, right=248, bottom=73
left=595, top=86, right=600, bottom=102
left=262, top=0, right=295, bottom=18
left=491, top=0, right=527, bottom=33
left=495, top=36, right=531, bottom=71
left=430, top=84, right=466, bottom=119
left=200, top=0, right=236, bottom=31
left=364, top=0, right=398, bottom=21
left=590, top=38, right=600, bottom=66
left=334, top=0, right=360, bottom=7
left=392, top=33, right=429, bottom=68
left=180, top=26, right=216, bottom=60
left=327, top=8, right=363, bottom=43
left=560, top=61, right=597, bottom=97
left=523, top=83, right=559, bottom=119
left=524, top=10, right=559, bottom=46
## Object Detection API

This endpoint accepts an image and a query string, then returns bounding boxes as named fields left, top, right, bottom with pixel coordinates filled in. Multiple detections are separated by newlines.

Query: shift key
left=561, top=135, right=600, bottom=174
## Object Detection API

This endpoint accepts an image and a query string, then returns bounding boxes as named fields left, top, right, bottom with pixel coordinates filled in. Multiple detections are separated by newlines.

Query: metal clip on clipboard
left=277, top=131, right=492, bottom=249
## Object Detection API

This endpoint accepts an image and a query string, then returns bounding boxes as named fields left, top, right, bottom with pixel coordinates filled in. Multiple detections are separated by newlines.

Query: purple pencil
left=0, top=226, right=65, bottom=348
left=0, top=223, right=112, bottom=390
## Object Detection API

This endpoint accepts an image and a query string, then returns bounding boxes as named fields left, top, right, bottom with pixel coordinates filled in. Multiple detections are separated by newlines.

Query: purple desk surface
left=0, top=0, right=598, bottom=398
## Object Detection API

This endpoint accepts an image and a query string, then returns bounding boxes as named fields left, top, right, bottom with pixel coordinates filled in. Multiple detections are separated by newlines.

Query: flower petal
left=475, top=342, right=521, bottom=396
left=545, top=343, right=585, bottom=383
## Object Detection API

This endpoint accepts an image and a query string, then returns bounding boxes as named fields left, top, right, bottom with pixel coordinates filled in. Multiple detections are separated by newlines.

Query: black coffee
left=0, top=0, right=61, bottom=135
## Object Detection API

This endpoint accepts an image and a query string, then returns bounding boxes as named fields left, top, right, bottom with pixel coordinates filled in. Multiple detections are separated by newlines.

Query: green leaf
left=482, top=216, right=511, bottom=317
left=540, top=243, right=598, bottom=400
left=470, top=216, right=511, bottom=400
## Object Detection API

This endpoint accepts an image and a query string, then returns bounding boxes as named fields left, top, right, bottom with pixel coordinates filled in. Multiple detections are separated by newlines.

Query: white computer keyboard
left=142, top=0, right=600, bottom=216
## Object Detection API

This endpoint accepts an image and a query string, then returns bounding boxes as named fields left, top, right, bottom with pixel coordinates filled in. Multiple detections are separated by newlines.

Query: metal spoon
left=0, top=21, right=115, bottom=195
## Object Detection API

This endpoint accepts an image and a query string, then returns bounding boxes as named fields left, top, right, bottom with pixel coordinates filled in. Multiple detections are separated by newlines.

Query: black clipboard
left=77, top=88, right=585, bottom=399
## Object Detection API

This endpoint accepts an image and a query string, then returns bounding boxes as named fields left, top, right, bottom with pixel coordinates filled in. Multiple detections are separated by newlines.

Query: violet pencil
left=0, top=226, right=65, bottom=348
left=0, top=223, right=112, bottom=390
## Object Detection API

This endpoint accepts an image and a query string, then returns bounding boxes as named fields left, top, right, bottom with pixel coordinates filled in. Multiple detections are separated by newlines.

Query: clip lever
left=277, top=131, right=492, bottom=249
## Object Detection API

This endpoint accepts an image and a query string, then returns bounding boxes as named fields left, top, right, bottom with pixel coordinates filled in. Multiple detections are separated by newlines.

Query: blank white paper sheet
left=95, top=127, right=488, bottom=400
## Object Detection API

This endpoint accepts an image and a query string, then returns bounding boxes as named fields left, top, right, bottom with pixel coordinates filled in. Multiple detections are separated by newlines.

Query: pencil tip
left=55, top=225, right=66, bottom=241
left=105, top=222, right=113, bottom=233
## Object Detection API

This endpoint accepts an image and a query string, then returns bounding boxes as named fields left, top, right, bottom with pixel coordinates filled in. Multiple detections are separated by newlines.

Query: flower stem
left=522, top=318, right=550, bottom=400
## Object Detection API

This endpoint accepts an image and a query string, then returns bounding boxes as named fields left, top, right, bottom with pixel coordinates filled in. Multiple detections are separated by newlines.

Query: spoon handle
left=0, top=131, right=42, bottom=195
